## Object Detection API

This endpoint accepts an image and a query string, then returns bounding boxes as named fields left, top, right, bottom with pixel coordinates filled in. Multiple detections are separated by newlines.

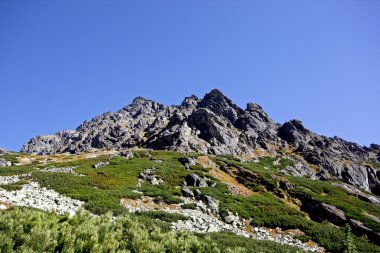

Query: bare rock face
left=198, top=89, right=244, bottom=124
left=333, top=182, right=380, bottom=206
left=92, top=161, right=110, bottom=169
left=299, top=196, right=347, bottom=226
left=21, top=89, right=380, bottom=194
left=185, top=174, right=208, bottom=187
left=278, top=120, right=380, bottom=194
left=349, top=219, right=380, bottom=244
left=138, top=168, right=163, bottom=185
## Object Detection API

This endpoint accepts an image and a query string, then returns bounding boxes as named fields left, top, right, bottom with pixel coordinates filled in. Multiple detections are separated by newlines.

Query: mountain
left=22, top=89, right=380, bottom=194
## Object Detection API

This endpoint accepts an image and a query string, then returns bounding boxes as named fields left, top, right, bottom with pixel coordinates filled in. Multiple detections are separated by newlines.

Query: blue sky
left=0, top=1, right=379, bottom=151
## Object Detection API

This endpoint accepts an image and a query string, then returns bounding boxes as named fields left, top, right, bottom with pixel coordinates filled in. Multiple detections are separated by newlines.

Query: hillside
left=0, top=149, right=380, bottom=252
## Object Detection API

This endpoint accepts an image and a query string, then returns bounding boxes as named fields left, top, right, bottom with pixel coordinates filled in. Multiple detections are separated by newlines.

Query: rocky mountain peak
left=278, top=120, right=316, bottom=147
left=198, top=89, right=244, bottom=123
left=244, top=103, right=275, bottom=124
left=120, top=96, right=165, bottom=115
left=0, top=147, right=8, bottom=155
left=370, top=144, right=380, bottom=151
left=21, top=89, right=380, bottom=194
left=181, top=95, right=199, bottom=108
left=246, top=103, right=263, bottom=112
left=288, top=119, right=307, bottom=131
left=201, top=88, right=225, bottom=100
left=132, top=96, right=158, bottom=105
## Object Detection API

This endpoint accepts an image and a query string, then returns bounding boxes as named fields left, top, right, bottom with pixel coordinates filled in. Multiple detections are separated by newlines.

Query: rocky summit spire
left=132, top=96, right=150, bottom=105
left=198, top=89, right=244, bottom=123
left=181, top=95, right=199, bottom=108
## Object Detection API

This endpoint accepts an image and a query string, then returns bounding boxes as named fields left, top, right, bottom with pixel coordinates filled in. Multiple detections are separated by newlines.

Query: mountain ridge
left=22, top=89, right=380, bottom=194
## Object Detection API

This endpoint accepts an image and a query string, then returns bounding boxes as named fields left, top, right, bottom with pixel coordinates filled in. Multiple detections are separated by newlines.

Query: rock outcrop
left=299, top=196, right=347, bottom=226
left=0, top=158, right=11, bottom=167
left=21, top=89, right=380, bottom=194
left=92, top=161, right=110, bottom=169
left=333, top=182, right=380, bottom=206
left=185, top=174, right=208, bottom=187
left=0, top=147, right=8, bottom=155
left=138, top=168, right=163, bottom=185
left=278, top=120, right=380, bottom=194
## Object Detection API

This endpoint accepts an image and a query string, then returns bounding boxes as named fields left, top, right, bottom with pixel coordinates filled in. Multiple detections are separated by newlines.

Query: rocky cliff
left=22, top=89, right=380, bottom=194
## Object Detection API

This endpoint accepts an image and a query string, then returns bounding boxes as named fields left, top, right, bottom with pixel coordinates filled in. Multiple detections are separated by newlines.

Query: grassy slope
left=212, top=156, right=380, bottom=252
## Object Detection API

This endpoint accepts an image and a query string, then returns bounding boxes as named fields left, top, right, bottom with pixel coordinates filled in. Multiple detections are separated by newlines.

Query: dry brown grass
left=197, top=156, right=256, bottom=196
left=15, top=150, right=120, bottom=165
left=363, top=211, right=380, bottom=223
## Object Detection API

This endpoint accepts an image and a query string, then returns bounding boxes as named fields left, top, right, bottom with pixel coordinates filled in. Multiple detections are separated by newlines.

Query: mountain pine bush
left=0, top=207, right=230, bottom=253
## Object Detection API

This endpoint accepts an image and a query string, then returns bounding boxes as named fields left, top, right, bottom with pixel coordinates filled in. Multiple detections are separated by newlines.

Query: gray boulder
left=349, top=219, right=380, bottom=244
left=223, top=210, right=241, bottom=225
left=150, top=157, right=163, bottom=163
left=93, top=161, right=110, bottom=169
left=202, top=195, right=219, bottom=212
left=319, top=203, right=347, bottom=225
left=0, top=158, right=11, bottom=167
left=185, top=174, right=208, bottom=187
left=178, top=157, right=196, bottom=166
left=194, top=189, right=202, bottom=199
left=120, top=150, right=134, bottom=159
left=138, top=167, right=163, bottom=185
left=181, top=187, right=195, bottom=198
left=0, top=148, right=7, bottom=155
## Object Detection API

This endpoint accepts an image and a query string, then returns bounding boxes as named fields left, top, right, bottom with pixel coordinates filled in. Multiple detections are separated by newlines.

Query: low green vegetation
left=135, top=211, right=188, bottom=222
left=366, top=161, right=380, bottom=170
left=0, top=207, right=311, bottom=253
left=199, top=232, right=305, bottom=253
left=0, top=164, right=36, bottom=176
left=181, top=203, right=197, bottom=210
left=31, top=151, right=191, bottom=214
left=0, top=207, right=229, bottom=253
left=0, top=179, right=28, bottom=191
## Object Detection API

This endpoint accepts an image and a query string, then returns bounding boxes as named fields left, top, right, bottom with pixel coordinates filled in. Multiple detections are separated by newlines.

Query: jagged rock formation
left=0, top=158, right=11, bottom=167
left=22, top=89, right=380, bottom=194
left=0, top=147, right=8, bottom=155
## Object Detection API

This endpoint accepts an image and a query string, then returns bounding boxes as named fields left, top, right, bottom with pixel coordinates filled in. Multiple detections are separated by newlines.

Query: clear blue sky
left=0, top=1, right=379, bottom=151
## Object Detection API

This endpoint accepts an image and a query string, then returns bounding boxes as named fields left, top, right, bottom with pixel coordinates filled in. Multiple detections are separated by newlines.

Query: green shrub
left=0, top=184, right=22, bottom=191
left=200, top=232, right=304, bottom=253
left=181, top=203, right=197, bottom=210
left=294, top=234, right=311, bottom=243
left=344, top=224, right=357, bottom=253
left=135, top=211, right=188, bottom=222
left=0, top=207, right=230, bottom=253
